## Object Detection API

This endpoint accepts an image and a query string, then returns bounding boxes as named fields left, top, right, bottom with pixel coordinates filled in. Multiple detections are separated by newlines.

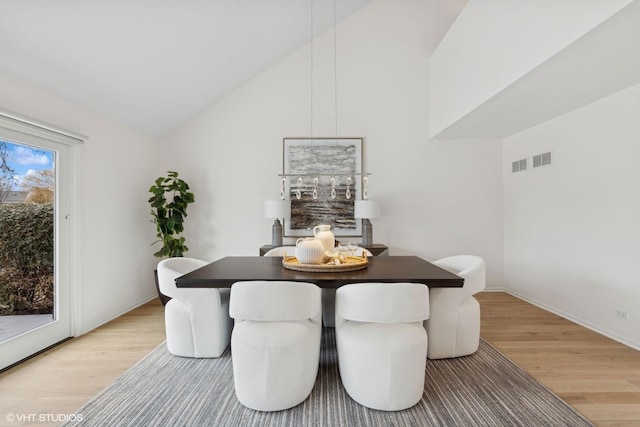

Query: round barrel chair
left=426, top=255, right=486, bottom=359
left=335, top=282, right=430, bottom=411
left=157, top=257, right=232, bottom=358
left=229, top=280, right=322, bottom=411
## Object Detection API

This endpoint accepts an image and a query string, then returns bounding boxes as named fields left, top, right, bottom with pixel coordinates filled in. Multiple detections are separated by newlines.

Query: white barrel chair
left=229, top=281, right=322, bottom=411
left=157, top=257, right=232, bottom=358
left=335, top=282, right=430, bottom=411
left=263, top=246, right=296, bottom=257
left=426, top=255, right=486, bottom=359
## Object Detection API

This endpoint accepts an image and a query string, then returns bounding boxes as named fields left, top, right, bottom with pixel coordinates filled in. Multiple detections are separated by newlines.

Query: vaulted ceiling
left=1, top=1, right=468, bottom=137
left=0, top=0, right=376, bottom=136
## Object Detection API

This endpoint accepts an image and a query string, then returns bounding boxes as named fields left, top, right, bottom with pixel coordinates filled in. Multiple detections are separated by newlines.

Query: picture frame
left=283, top=137, right=363, bottom=237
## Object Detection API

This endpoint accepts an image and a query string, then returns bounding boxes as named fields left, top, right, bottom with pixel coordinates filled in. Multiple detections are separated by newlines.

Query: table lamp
left=264, top=200, right=291, bottom=247
left=354, top=200, right=380, bottom=247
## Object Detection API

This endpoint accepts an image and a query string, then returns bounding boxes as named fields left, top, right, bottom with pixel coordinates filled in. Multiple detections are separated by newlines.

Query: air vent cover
left=533, top=152, right=552, bottom=168
left=512, top=158, right=527, bottom=173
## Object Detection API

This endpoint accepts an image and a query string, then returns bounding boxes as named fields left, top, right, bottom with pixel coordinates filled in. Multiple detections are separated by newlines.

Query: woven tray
left=282, top=255, right=368, bottom=273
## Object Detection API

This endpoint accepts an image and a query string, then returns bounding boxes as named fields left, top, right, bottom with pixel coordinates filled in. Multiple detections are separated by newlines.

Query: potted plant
left=149, top=171, right=195, bottom=304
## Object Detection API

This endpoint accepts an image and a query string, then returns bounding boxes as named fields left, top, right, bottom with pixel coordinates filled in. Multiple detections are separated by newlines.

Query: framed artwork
left=283, top=137, right=363, bottom=237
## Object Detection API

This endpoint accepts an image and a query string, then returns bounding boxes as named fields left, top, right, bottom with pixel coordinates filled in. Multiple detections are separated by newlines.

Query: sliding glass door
left=0, top=116, right=79, bottom=371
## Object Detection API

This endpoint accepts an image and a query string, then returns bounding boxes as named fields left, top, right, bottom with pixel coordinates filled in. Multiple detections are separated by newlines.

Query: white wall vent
left=512, top=158, right=527, bottom=173
left=533, top=152, right=552, bottom=168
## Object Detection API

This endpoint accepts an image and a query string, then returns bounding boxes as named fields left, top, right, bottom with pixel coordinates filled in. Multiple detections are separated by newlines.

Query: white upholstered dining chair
left=229, top=280, right=322, bottom=411
left=263, top=246, right=296, bottom=257
left=426, top=255, right=486, bottom=359
left=335, top=282, right=429, bottom=411
left=157, top=257, right=232, bottom=358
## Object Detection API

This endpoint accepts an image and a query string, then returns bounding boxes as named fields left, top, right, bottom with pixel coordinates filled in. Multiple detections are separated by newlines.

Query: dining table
left=175, top=255, right=464, bottom=289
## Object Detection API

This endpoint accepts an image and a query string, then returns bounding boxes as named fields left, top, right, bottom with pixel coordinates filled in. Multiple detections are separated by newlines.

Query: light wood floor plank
left=1, top=292, right=639, bottom=426
left=0, top=298, right=165, bottom=427
left=476, top=292, right=640, bottom=427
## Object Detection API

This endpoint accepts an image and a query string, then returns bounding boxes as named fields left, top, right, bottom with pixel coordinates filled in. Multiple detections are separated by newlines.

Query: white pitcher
left=313, top=224, right=335, bottom=252
left=295, top=237, right=325, bottom=264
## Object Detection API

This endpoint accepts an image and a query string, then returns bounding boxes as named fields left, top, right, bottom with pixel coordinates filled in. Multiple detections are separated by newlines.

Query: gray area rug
left=63, top=328, right=592, bottom=426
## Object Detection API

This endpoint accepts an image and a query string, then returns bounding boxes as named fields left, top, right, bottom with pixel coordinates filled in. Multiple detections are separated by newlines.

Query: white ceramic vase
left=313, top=224, right=335, bottom=252
left=295, top=237, right=325, bottom=264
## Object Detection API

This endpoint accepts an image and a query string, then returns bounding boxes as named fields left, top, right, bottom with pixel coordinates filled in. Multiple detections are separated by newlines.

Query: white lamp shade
left=264, top=200, right=291, bottom=219
left=354, top=200, right=380, bottom=219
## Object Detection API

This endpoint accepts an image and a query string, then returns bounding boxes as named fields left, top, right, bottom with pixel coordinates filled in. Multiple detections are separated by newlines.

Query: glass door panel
left=0, top=135, right=72, bottom=370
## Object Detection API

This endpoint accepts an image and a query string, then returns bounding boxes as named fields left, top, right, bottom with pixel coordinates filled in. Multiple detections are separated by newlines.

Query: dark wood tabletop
left=175, top=256, right=464, bottom=289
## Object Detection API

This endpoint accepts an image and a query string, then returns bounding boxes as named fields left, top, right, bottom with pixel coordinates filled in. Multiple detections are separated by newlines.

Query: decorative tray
left=282, top=255, right=368, bottom=273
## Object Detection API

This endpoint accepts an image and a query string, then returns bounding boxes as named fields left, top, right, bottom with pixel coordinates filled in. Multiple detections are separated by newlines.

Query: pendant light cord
left=310, top=0, right=314, bottom=138
left=333, top=0, right=338, bottom=140
left=310, top=0, right=338, bottom=140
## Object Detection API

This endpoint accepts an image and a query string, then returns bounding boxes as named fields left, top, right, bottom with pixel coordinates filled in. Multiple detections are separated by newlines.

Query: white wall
left=429, top=0, right=634, bottom=138
left=503, top=83, right=640, bottom=349
left=0, top=73, right=159, bottom=335
left=2, top=0, right=635, bottom=351
left=160, top=0, right=504, bottom=288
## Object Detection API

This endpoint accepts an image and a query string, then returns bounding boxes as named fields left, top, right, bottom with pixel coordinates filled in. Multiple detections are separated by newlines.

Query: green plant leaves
left=148, top=171, right=195, bottom=258
left=0, top=203, right=54, bottom=314
left=0, top=203, right=53, bottom=267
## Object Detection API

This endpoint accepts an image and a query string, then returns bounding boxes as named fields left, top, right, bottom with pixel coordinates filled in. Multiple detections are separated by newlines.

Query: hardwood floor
left=0, top=299, right=165, bottom=427
left=476, top=292, right=640, bottom=427
left=0, top=292, right=638, bottom=426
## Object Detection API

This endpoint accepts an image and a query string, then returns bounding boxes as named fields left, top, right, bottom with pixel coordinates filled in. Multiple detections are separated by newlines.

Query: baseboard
left=506, top=289, right=640, bottom=352
left=76, top=293, right=159, bottom=336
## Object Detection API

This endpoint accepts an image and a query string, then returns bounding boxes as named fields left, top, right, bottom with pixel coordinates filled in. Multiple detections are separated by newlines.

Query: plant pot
left=154, top=269, right=171, bottom=306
